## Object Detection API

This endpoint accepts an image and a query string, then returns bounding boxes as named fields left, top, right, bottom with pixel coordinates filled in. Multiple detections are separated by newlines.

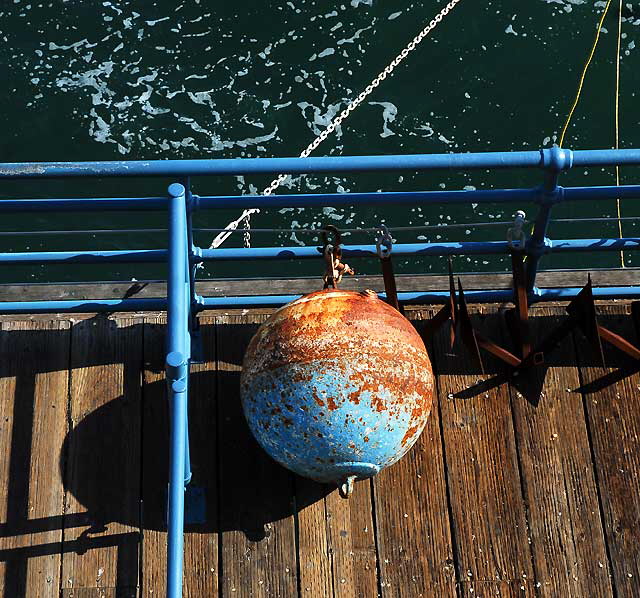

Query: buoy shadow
left=61, top=369, right=332, bottom=541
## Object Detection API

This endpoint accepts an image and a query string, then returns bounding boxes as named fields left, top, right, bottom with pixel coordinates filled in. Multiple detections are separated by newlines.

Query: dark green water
left=1, top=0, right=640, bottom=283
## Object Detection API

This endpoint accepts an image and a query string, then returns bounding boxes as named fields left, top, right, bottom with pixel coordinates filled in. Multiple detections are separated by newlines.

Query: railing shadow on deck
left=0, top=318, right=332, bottom=597
left=0, top=314, right=143, bottom=597
left=0, top=310, right=637, bottom=596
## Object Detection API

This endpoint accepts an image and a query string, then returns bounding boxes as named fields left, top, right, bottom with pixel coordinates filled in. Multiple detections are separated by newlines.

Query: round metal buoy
left=240, top=289, right=434, bottom=494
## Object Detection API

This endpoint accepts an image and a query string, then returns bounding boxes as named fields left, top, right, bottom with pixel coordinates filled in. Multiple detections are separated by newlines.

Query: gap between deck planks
left=0, top=306, right=637, bottom=597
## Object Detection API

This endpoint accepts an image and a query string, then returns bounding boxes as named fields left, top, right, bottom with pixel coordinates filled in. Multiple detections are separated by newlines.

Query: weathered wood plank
left=296, top=478, right=379, bottom=598
left=140, top=316, right=219, bottom=597
left=432, top=307, right=535, bottom=594
left=324, top=482, right=378, bottom=598
left=61, top=317, right=142, bottom=595
left=139, top=317, right=166, bottom=596
left=2, top=302, right=639, bottom=597
left=458, top=580, right=536, bottom=596
left=194, top=269, right=633, bottom=297
left=216, top=314, right=298, bottom=597
left=60, top=588, right=136, bottom=597
left=295, top=477, right=333, bottom=597
left=574, top=304, right=640, bottom=597
left=0, top=320, right=70, bottom=597
left=373, top=310, right=456, bottom=597
left=0, top=268, right=635, bottom=302
left=507, top=306, right=612, bottom=596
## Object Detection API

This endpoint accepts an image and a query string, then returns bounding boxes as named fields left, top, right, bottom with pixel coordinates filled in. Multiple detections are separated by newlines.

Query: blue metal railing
left=1, top=146, right=640, bottom=597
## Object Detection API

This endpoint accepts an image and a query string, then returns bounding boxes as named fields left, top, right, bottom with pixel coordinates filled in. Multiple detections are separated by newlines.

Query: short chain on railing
left=209, top=0, right=463, bottom=251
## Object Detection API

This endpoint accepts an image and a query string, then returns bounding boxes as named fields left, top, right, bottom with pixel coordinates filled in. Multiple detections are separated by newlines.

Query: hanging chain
left=212, top=0, right=463, bottom=250
left=242, top=210, right=252, bottom=248
left=269, top=0, right=462, bottom=180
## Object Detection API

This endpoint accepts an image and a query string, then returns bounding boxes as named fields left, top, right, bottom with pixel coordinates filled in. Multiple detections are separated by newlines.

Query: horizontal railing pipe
left=0, top=298, right=167, bottom=314
left=0, top=198, right=167, bottom=212
left=1, top=238, right=633, bottom=269
left=548, top=238, right=640, bottom=252
left=562, top=184, right=640, bottom=202
left=197, top=184, right=640, bottom=210
left=534, top=286, right=640, bottom=300
left=0, top=285, right=637, bottom=315
left=0, top=285, right=638, bottom=314
left=197, top=188, right=540, bottom=209
left=197, top=242, right=509, bottom=261
left=194, top=285, right=640, bottom=309
left=3, top=184, right=640, bottom=214
left=1, top=148, right=638, bottom=180
left=196, top=237, right=640, bottom=262
left=0, top=152, right=546, bottom=178
left=571, top=149, right=640, bottom=167
left=0, top=249, right=168, bottom=264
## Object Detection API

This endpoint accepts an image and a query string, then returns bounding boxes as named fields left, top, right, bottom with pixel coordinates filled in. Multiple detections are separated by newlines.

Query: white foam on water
left=351, top=0, right=373, bottom=8
left=297, top=101, right=345, bottom=137
left=317, top=47, right=335, bottom=58
left=145, top=16, right=170, bottom=26
left=368, top=101, right=397, bottom=138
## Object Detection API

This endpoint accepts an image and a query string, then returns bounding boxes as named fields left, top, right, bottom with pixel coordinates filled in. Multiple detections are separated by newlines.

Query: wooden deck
left=0, top=302, right=639, bottom=597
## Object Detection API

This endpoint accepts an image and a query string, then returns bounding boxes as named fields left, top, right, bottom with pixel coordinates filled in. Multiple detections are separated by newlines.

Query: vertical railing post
left=165, top=182, right=190, bottom=598
left=526, top=146, right=573, bottom=292
left=183, top=176, right=204, bottom=362
left=182, top=177, right=195, bottom=485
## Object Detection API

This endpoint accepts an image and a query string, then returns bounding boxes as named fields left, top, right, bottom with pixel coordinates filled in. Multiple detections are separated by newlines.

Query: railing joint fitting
left=528, top=286, right=543, bottom=301
left=188, top=194, right=200, bottom=211
left=166, top=351, right=188, bottom=383
left=540, top=146, right=573, bottom=172
left=193, top=295, right=205, bottom=313
left=535, top=185, right=564, bottom=205
left=168, top=182, right=186, bottom=199
left=191, top=246, right=203, bottom=262
left=526, top=237, right=552, bottom=257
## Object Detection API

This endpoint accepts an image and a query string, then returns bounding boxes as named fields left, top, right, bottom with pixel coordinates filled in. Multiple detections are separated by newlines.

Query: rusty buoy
left=240, top=289, right=434, bottom=495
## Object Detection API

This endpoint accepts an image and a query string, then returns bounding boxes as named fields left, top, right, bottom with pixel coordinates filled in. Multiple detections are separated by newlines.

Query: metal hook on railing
left=321, top=224, right=342, bottom=252
left=375, top=224, right=401, bottom=312
left=376, top=224, right=393, bottom=259
left=507, top=210, right=527, bottom=250
left=322, top=225, right=353, bottom=289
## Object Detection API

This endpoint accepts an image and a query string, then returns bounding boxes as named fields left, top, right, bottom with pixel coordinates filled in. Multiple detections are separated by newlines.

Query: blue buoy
left=240, top=289, right=434, bottom=495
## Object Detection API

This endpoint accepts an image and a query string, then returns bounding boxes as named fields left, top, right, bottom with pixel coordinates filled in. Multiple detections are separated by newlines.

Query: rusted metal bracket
left=422, top=259, right=457, bottom=348
left=376, top=225, right=402, bottom=313
left=504, top=251, right=531, bottom=359
left=380, top=256, right=401, bottom=313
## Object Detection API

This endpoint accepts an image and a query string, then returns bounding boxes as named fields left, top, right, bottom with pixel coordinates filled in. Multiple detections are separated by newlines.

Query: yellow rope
left=558, top=0, right=614, bottom=147
left=615, top=0, right=624, bottom=267
left=558, top=0, right=625, bottom=267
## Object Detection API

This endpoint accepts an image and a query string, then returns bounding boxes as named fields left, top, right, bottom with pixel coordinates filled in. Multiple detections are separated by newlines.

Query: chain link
left=214, top=0, right=463, bottom=250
